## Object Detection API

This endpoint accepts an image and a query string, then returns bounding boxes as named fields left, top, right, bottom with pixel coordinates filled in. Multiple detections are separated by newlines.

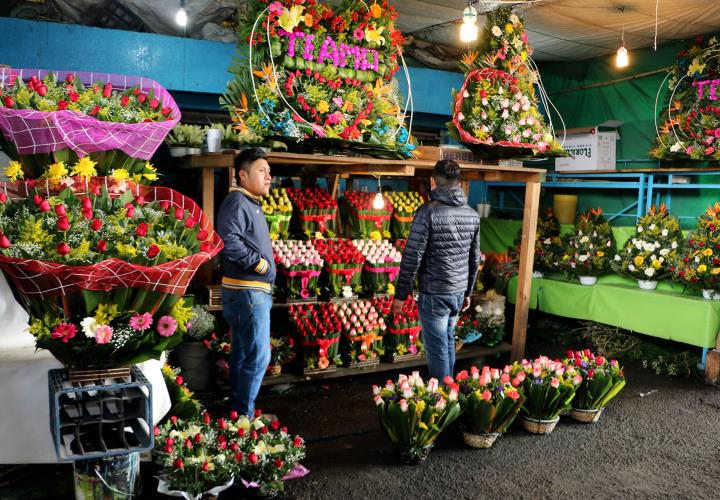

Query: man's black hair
left=432, top=159, right=461, bottom=186
left=234, top=147, right=267, bottom=185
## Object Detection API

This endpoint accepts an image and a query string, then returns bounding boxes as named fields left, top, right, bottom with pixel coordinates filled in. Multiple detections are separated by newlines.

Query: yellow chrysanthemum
left=369, top=3, right=382, bottom=18
left=387, top=283, right=395, bottom=295
left=369, top=231, right=381, bottom=241
left=317, top=100, right=330, bottom=114
left=71, top=157, right=97, bottom=179
left=596, top=251, right=604, bottom=257
left=111, top=168, right=130, bottom=180
left=46, top=161, right=69, bottom=180
left=651, top=259, right=662, bottom=269
left=4, top=160, right=24, bottom=181
left=505, top=23, right=514, bottom=34
left=633, top=255, right=645, bottom=267
left=698, top=264, right=708, bottom=273
left=703, top=248, right=713, bottom=257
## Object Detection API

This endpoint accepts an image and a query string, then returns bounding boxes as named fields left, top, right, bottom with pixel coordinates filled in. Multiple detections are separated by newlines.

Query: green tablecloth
left=508, top=274, right=719, bottom=348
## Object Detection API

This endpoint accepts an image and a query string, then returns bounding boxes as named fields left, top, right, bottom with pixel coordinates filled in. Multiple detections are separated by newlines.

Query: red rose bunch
left=312, top=238, right=365, bottom=297
left=286, top=187, right=338, bottom=238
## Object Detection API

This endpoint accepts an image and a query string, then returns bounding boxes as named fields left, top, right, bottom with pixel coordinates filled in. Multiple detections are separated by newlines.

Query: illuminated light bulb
left=462, top=5, right=478, bottom=25
left=616, top=44, right=628, bottom=68
left=176, top=4, right=187, bottom=27
left=372, top=192, right=385, bottom=210
left=460, top=22, right=479, bottom=43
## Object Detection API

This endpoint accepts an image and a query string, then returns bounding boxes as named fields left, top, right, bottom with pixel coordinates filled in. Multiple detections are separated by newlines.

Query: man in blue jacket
left=217, top=148, right=274, bottom=416
left=392, top=159, right=480, bottom=381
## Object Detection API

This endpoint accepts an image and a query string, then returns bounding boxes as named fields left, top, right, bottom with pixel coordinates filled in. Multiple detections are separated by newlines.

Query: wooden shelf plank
left=260, top=342, right=511, bottom=386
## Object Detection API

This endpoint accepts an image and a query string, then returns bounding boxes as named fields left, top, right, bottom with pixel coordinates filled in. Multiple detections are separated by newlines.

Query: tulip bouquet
left=560, top=208, right=616, bottom=282
left=286, top=187, right=337, bottom=238
left=612, top=205, right=682, bottom=287
left=261, top=187, right=293, bottom=240
left=288, top=303, right=342, bottom=371
left=372, top=372, right=462, bottom=464
left=354, top=239, right=402, bottom=294
left=563, top=349, right=626, bottom=422
left=673, top=202, right=720, bottom=294
left=155, top=411, right=307, bottom=498
left=0, top=68, right=179, bottom=180
left=386, top=191, right=424, bottom=239
left=336, top=299, right=386, bottom=365
left=343, top=191, right=393, bottom=239
left=272, top=240, right=323, bottom=299
left=509, top=356, right=582, bottom=433
left=455, top=365, right=524, bottom=447
left=312, top=238, right=364, bottom=297
left=373, top=295, right=423, bottom=360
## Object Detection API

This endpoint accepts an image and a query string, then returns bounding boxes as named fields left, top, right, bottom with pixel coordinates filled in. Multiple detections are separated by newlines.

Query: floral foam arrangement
left=673, top=202, right=720, bottom=292
left=560, top=208, right=616, bottom=279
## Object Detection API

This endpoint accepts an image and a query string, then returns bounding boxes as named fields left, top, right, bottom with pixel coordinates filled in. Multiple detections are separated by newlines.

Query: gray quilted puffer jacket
left=394, top=185, right=481, bottom=301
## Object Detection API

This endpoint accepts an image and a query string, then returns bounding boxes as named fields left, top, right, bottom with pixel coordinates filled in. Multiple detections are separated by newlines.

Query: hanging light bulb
left=615, top=7, right=629, bottom=68
left=373, top=192, right=385, bottom=210
left=176, top=0, right=188, bottom=27
left=459, top=4, right=479, bottom=43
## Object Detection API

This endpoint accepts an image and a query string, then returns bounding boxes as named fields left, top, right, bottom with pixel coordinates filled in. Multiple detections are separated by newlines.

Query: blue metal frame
left=646, top=169, right=720, bottom=223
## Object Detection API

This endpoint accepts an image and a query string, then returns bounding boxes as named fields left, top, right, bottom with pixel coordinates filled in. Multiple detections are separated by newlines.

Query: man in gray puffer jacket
left=392, top=159, right=481, bottom=380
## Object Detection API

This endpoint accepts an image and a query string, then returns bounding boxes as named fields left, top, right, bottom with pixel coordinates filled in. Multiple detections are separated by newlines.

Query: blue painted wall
left=0, top=17, right=463, bottom=116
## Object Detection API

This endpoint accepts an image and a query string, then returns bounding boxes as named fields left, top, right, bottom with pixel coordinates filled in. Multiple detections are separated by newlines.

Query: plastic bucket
left=174, top=341, right=213, bottom=392
left=553, top=194, right=577, bottom=225
left=73, top=452, right=140, bottom=499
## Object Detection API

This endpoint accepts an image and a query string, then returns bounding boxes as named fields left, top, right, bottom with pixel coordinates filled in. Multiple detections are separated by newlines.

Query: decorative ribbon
left=392, top=213, right=415, bottom=223
left=357, top=212, right=391, bottom=229
left=265, top=213, right=292, bottom=234
left=282, top=268, right=321, bottom=298
left=299, top=212, right=336, bottom=233
left=364, top=264, right=401, bottom=282
left=327, top=266, right=362, bottom=284
left=389, top=326, right=421, bottom=344
left=303, top=337, right=340, bottom=357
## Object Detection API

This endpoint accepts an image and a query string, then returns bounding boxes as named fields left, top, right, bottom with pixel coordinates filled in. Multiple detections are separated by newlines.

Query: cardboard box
left=555, top=121, right=622, bottom=172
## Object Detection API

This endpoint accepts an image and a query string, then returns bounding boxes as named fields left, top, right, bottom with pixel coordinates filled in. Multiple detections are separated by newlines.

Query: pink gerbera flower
left=51, top=323, right=77, bottom=343
left=157, top=315, right=178, bottom=337
left=353, top=28, right=364, bottom=41
left=95, top=325, right=113, bottom=344
left=130, top=312, right=153, bottom=331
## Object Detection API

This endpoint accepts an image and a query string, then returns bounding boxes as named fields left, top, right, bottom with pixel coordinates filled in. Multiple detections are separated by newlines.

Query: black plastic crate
left=48, top=366, right=153, bottom=462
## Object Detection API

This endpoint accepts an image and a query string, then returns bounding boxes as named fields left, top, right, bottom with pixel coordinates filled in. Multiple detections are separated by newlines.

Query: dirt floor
left=2, top=321, right=720, bottom=500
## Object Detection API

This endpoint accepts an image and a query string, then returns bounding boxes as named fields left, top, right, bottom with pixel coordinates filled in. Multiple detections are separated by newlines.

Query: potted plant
left=208, top=123, right=240, bottom=151
left=456, top=365, right=525, bottom=448
left=514, top=207, right=563, bottom=277
left=612, top=205, right=682, bottom=290
left=509, top=356, right=582, bottom=434
left=564, top=349, right=626, bottom=423
left=174, top=305, right=216, bottom=392
left=166, top=124, right=204, bottom=157
left=673, top=202, right=720, bottom=299
left=560, top=208, right=616, bottom=285
left=373, top=372, right=462, bottom=464
left=268, top=335, right=295, bottom=376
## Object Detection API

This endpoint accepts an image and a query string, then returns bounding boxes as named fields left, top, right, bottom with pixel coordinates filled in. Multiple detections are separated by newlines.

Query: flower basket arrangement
left=0, top=68, right=179, bottom=181
left=509, top=356, right=582, bottom=434
left=343, top=191, right=393, bottom=239
left=673, top=202, right=720, bottom=296
left=373, top=372, right=462, bottom=464
left=154, top=411, right=307, bottom=499
left=455, top=365, right=524, bottom=448
left=312, top=238, right=364, bottom=297
left=289, top=303, right=341, bottom=371
left=612, top=205, right=682, bottom=288
left=272, top=240, right=323, bottom=300
left=447, top=8, right=564, bottom=159
left=386, top=191, right=423, bottom=239
left=373, top=295, right=423, bottom=360
left=560, top=208, right=616, bottom=284
left=514, top=207, right=562, bottom=275
left=354, top=238, right=402, bottom=294
left=0, top=177, right=221, bottom=368
left=286, top=187, right=337, bottom=238
left=336, top=299, right=385, bottom=366
left=268, top=335, right=296, bottom=376
left=475, top=293, right=506, bottom=347
left=262, top=187, right=293, bottom=240
left=221, top=0, right=417, bottom=159
left=482, top=252, right=516, bottom=294
left=563, top=349, right=626, bottom=423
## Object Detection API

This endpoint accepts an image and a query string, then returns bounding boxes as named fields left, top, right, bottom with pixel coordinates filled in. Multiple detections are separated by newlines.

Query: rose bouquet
left=262, top=187, right=293, bottom=240
left=673, top=203, right=720, bottom=296
left=395, top=238, right=407, bottom=253
left=161, top=363, right=204, bottom=420
left=336, top=299, right=385, bottom=365
left=513, top=207, right=563, bottom=275
left=222, top=0, right=417, bottom=159
left=354, top=238, right=402, bottom=294
left=373, top=372, right=462, bottom=464
left=268, top=335, right=296, bottom=376
left=272, top=240, right=323, bottom=299
left=563, top=349, right=626, bottom=423
left=509, top=356, right=582, bottom=434
left=0, top=68, right=179, bottom=180
left=612, top=205, right=682, bottom=288
left=289, top=303, right=341, bottom=370
left=204, top=331, right=232, bottom=382
left=455, top=365, right=524, bottom=447
left=343, top=191, right=393, bottom=239
left=386, top=191, right=423, bottom=239
left=373, top=295, right=423, bottom=360
left=312, top=238, right=364, bottom=297
left=286, top=187, right=337, bottom=238
left=560, top=208, right=616, bottom=284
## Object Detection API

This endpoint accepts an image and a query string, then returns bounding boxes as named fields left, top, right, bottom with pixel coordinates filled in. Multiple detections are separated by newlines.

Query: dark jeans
left=222, top=288, right=272, bottom=416
left=417, top=293, right=465, bottom=381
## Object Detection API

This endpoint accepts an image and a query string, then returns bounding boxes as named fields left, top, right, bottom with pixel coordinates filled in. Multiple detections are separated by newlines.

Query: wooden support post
left=460, top=179, right=471, bottom=197
left=328, top=174, right=341, bottom=200
left=510, top=180, right=541, bottom=361
left=705, top=350, right=720, bottom=384
left=202, top=167, right=215, bottom=228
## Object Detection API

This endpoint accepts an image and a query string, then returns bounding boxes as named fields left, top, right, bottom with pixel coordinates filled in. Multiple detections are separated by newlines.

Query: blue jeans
left=222, top=288, right=272, bottom=416
left=417, top=293, right=465, bottom=381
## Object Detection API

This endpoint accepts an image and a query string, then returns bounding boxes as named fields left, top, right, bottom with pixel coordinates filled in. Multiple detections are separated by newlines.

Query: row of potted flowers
left=372, top=350, right=626, bottom=464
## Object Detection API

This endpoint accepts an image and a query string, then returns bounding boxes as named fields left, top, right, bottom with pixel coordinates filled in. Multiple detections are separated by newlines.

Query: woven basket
left=570, top=407, right=603, bottom=423
left=462, top=431, right=500, bottom=449
left=395, top=444, right=433, bottom=465
left=268, top=365, right=282, bottom=377
left=520, top=416, right=560, bottom=435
